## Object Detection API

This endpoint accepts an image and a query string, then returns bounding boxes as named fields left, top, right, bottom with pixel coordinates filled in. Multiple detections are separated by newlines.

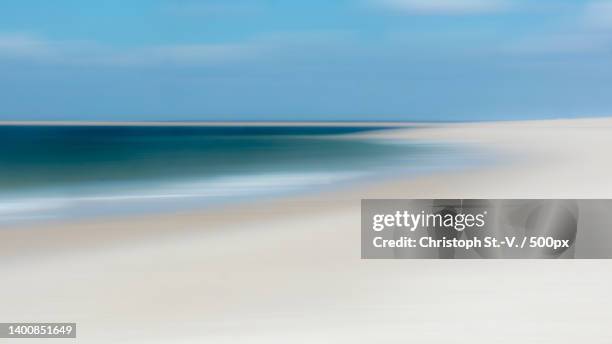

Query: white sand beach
left=2, top=118, right=612, bottom=343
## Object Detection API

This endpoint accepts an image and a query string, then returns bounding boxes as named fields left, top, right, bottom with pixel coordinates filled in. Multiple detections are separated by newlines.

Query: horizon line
left=0, top=116, right=603, bottom=127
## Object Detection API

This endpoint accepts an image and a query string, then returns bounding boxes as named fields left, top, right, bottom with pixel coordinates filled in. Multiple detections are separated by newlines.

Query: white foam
left=0, top=171, right=363, bottom=224
left=0, top=198, right=70, bottom=215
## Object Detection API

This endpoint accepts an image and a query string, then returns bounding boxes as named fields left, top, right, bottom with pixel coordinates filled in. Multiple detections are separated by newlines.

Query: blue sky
left=1, top=0, right=612, bottom=121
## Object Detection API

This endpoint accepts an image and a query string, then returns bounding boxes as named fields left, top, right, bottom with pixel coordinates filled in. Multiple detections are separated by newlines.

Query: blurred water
left=0, top=125, right=469, bottom=225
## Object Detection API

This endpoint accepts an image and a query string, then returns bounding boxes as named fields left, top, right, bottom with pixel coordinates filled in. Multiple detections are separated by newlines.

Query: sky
left=1, top=0, right=612, bottom=121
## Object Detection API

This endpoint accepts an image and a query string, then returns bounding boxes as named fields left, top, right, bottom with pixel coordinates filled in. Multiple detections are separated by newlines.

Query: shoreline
left=0, top=124, right=452, bottom=228
left=3, top=117, right=612, bottom=255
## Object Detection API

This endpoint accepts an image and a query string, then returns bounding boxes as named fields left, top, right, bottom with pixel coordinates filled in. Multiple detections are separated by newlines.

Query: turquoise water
left=0, top=125, right=467, bottom=225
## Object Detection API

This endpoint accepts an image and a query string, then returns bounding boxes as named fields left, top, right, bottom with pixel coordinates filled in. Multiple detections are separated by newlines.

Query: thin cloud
left=98, top=43, right=253, bottom=67
left=0, top=33, right=56, bottom=59
left=0, top=32, right=256, bottom=67
left=0, top=31, right=356, bottom=68
left=369, top=0, right=513, bottom=15
left=503, top=33, right=612, bottom=55
left=0, top=33, right=110, bottom=64
left=583, top=1, right=612, bottom=30
left=501, top=1, right=612, bottom=56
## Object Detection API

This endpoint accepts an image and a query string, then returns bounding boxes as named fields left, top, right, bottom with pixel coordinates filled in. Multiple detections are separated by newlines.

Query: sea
left=0, top=125, right=476, bottom=225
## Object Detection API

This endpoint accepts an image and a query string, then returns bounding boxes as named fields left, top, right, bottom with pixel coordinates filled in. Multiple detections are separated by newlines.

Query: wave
left=0, top=171, right=362, bottom=225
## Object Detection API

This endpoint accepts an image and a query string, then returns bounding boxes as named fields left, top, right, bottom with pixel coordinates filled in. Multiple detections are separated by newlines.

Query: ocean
left=0, top=125, right=469, bottom=225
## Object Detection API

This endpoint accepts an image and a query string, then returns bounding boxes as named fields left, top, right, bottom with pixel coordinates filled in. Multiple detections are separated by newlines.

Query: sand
left=1, top=118, right=612, bottom=343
